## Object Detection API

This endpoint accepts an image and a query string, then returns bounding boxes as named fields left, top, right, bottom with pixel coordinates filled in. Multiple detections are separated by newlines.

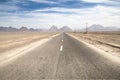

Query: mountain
left=104, top=26, right=120, bottom=31
left=29, top=28, right=41, bottom=31
left=0, top=26, right=18, bottom=32
left=88, top=24, right=104, bottom=31
left=59, top=26, right=72, bottom=32
left=48, top=25, right=72, bottom=32
left=19, top=26, right=29, bottom=31
left=0, top=26, right=40, bottom=32
left=88, top=24, right=120, bottom=31
left=49, top=25, right=58, bottom=32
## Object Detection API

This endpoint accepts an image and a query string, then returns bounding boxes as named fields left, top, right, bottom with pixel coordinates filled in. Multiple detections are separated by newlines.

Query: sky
left=0, top=0, right=120, bottom=29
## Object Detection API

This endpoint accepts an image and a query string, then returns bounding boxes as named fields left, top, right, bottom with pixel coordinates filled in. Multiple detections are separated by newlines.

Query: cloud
left=27, top=5, right=120, bottom=16
left=103, top=0, right=120, bottom=7
left=82, top=0, right=120, bottom=7
left=28, top=0, right=76, bottom=4
left=82, top=0, right=109, bottom=3
left=0, top=0, right=120, bottom=29
left=28, top=0, right=58, bottom=4
left=0, top=4, right=120, bottom=29
left=0, top=4, right=20, bottom=11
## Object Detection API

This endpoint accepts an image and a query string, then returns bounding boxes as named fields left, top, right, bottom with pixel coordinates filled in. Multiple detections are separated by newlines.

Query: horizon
left=0, top=24, right=120, bottom=31
left=0, top=0, right=120, bottom=29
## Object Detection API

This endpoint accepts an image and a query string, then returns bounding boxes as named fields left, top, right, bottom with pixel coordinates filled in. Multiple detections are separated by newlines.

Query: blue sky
left=0, top=0, right=120, bottom=29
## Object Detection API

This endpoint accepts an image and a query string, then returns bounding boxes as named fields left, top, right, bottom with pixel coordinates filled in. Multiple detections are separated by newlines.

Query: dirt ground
left=70, top=32, right=120, bottom=57
left=0, top=32, right=57, bottom=53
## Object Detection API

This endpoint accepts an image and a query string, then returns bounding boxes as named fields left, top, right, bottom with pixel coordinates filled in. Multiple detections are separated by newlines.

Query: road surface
left=0, top=33, right=120, bottom=80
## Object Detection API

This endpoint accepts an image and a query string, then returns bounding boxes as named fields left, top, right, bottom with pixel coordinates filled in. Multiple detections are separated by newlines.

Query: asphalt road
left=0, top=33, right=120, bottom=80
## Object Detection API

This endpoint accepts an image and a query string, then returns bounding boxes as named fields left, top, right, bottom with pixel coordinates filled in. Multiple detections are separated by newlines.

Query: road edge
left=0, top=34, right=60, bottom=66
left=67, top=33, right=120, bottom=65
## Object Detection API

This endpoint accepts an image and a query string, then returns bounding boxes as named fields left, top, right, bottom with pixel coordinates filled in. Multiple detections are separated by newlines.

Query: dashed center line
left=60, top=45, right=63, bottom=51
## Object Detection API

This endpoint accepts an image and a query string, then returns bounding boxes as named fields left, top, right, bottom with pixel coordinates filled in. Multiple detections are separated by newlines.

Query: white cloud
left=82, top=0, right=120, bottom=8
left=28, top=0, right=74, bottom=4
left=28, top=0, right=57, bottom=4
left=0, top=5, right=120, bottom=29
left=82, top=0, right=109, bottom=3
left=0, top=4, right=20, bottom=11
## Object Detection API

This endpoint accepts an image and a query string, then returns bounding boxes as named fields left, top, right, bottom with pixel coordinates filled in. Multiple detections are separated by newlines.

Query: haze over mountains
left=75, top=24, right=120, bottom=32
left=0, top=25, right=72, bottom=32
left=88, top=24, right=120, bottom=31
left=49, top=25, right=72, bottom=32
left=0, top=24, right=120, bottom=32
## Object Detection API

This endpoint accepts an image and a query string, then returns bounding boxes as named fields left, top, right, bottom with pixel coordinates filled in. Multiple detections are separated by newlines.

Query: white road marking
left=62, top=40, right=63, bottom=42
left=60, top=45, right=63, bottom=51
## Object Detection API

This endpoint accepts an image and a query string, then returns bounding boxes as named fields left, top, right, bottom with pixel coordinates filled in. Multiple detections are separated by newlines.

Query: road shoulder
left=0, top=34, right=59, bottom=66
left=67, top=33, right=120, bottom=65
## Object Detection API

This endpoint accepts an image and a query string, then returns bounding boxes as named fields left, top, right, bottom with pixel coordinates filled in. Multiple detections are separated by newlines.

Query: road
left=0, top=33, right=120, bottom=80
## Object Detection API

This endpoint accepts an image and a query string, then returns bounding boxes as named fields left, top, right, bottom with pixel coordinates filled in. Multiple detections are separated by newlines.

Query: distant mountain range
left=48, top=25, right=72, bottom=32
left=59, top=26, right=72, bottom=32
left=0, top=26, right=40, bottom=32
left=0, top=26, right=18, bottom=32
left=0, top=24, right=120, bottom=32
left=88, top=24, right=120, bottom=31
left=49, top=25, right=58, bottom=32
left=0, top=26, right=72, bottom=32
left=76, top=24, right=120, bottom=32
